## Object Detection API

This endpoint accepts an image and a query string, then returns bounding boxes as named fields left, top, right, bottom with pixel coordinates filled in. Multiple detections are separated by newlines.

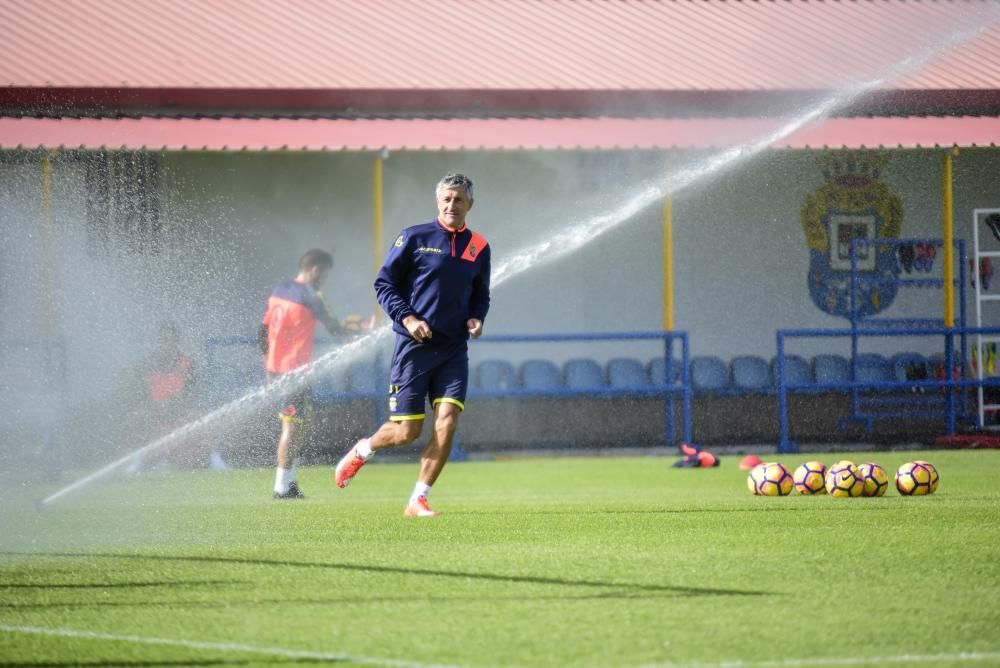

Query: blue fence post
left=205, top=338, right=217, bottom=372
left=776, top=332, right=798, bottom=453
left=681, top=333, right=693, bottom=444
left=664, top=332, right=676, bottom=445
left=945, top=331, right=957, bottom=435
left=957, top=239, right=970, bottom=419
left=374, top=349, right=386, bottom=427
left=850, top=239, right=862, bottom=428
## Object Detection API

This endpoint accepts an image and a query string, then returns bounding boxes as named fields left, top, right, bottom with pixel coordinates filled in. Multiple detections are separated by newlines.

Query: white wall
left=2, top=146, right=999, bottom=423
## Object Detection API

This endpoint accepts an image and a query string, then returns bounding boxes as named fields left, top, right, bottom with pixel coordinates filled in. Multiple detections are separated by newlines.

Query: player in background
left=126, top=321, right=229, bottom=472
left=259, top=249, right=342, bottom=499
left=333, top=173, right=491, bottom=517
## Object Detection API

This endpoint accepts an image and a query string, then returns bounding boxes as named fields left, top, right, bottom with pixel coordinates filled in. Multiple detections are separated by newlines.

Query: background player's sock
left=274, top=467, right=293, bottom=494
left=409, top=481, right=431, bottom=506
left=356, top=438, right=374, bottom=460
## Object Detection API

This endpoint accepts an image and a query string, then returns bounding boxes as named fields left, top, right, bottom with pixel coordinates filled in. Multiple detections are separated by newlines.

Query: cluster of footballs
left=747, top=459, right=940, bottom=497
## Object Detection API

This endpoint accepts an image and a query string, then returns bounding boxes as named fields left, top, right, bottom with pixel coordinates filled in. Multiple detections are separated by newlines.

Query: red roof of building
left=4, top=1, right=1000, bottom=150
left=2, top=0, right=1000, bottom=114
left=3, top=115, right=998, bottom=152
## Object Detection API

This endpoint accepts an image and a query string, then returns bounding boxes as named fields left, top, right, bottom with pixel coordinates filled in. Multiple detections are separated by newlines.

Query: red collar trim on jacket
left=436, top=218, right=467, bottom=234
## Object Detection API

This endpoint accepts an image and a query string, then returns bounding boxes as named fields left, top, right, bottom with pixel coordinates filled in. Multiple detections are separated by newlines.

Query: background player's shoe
left=404, top=496, right=439, bottom=517
left=671, top=456, right=700, bottom=468
left=273, top=482, right=305, bottom=499
left=334, top=443, right=367, bottom=488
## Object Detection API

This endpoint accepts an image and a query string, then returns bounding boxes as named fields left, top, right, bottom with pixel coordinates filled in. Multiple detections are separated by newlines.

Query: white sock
left=409, top=481, right=432, bottom=505
left=290, top=458, right=300, bottom=481
left=356, top=438, right=374, bottom=460
left=274, top=467, right=293, bottom=494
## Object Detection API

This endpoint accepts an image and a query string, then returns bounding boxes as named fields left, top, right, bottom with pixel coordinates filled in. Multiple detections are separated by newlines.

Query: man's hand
left=467, top=318, right=484, bottom=339
left=403, top=315, right=433, bottom=343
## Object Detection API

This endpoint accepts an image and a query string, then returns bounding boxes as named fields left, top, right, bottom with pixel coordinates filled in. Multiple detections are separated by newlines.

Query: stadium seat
left=891, top=352, right=930, bottom=384
left=730, top=355, right=772, bottom=391
left=607, top=358, right=649, bottom=388
left=520, top=359, right=562, bottom=390
left=563, top=359, right=605, bottom=388
left=854, top=353, right=893, bottom=384
left=647, top=357, right=683, bottom=385
left=477, top=360, right=517, bottom=390
left=689, top=356, right=729, bottom=392
left=771, top=355, right=813, bottom=387
left=812, top=354, right=850, bottom=385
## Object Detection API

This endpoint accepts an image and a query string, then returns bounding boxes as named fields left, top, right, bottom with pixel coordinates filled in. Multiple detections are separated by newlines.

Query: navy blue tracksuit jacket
left=374, top=219, right=491, bottom=343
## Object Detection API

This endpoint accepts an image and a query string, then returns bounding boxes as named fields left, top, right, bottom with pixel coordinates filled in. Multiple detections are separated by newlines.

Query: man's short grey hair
left=435, top=173, right=474, bottom=201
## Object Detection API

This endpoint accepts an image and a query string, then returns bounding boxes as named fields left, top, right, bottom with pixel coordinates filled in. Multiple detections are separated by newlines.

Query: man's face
left=436, top=187, right=473, bottom=229
left=309, top=265, right=330, bottom=289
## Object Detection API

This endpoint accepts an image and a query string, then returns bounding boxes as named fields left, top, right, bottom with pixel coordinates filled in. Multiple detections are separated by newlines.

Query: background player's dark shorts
left=268, top=373, right=313, bottom=423
left=389, top=335, right=468, bottom=420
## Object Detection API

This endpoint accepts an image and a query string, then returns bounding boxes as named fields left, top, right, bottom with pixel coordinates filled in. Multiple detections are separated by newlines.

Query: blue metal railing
left=471, top=331, right=692, bottom=445
left=205, top=330, right=693, bottom=447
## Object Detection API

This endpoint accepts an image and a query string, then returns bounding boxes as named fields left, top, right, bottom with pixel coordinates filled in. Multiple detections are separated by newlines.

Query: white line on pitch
left=0, top=623, right=463, bottom=668
left=640, top=651, right=1000, bottom=668
left=7, top=622, right=997, bottom=668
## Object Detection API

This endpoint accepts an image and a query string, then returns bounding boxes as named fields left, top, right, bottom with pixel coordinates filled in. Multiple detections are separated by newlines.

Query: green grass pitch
left=1, top=450, right=998, bottom=667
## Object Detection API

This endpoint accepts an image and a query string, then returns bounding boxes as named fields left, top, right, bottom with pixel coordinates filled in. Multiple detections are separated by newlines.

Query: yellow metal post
left=662, top=195, right=674, bottom=331
left=942, top=149, right=957, bottom=328
left=40, top=151, right=55, bottom=337
left=372, top=153, right=385, bottom=324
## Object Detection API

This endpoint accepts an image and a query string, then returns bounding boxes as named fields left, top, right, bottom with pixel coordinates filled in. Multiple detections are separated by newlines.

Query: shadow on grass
left=0, top=661, right=326, bottom=667
left=0, top=581, right=243, bottom=589
left=0, top=551, right=769, bottom=598
left=0, top=586, right=726, bottom=612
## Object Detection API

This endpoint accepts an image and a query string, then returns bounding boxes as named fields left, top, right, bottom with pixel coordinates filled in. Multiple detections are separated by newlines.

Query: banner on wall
left=801, top=152, right=904, bottom=319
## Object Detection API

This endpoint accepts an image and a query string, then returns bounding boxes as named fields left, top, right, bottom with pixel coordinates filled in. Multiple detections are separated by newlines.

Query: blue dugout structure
left=776, top=325, right=1000, bottom=453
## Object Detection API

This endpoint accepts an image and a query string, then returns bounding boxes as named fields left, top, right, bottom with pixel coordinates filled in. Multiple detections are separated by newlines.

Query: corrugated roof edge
left=3, top=87, right=1000, bottom=119
left=2, top=115, right=999, bottom=152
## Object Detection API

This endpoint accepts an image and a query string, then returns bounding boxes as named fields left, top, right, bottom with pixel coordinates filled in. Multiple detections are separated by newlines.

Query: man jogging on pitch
left=333, top=173, right=491, bottom=517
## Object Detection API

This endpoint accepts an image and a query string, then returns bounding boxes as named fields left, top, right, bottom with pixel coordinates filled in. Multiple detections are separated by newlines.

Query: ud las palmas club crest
left=801, top=152, right=903, bottom=318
